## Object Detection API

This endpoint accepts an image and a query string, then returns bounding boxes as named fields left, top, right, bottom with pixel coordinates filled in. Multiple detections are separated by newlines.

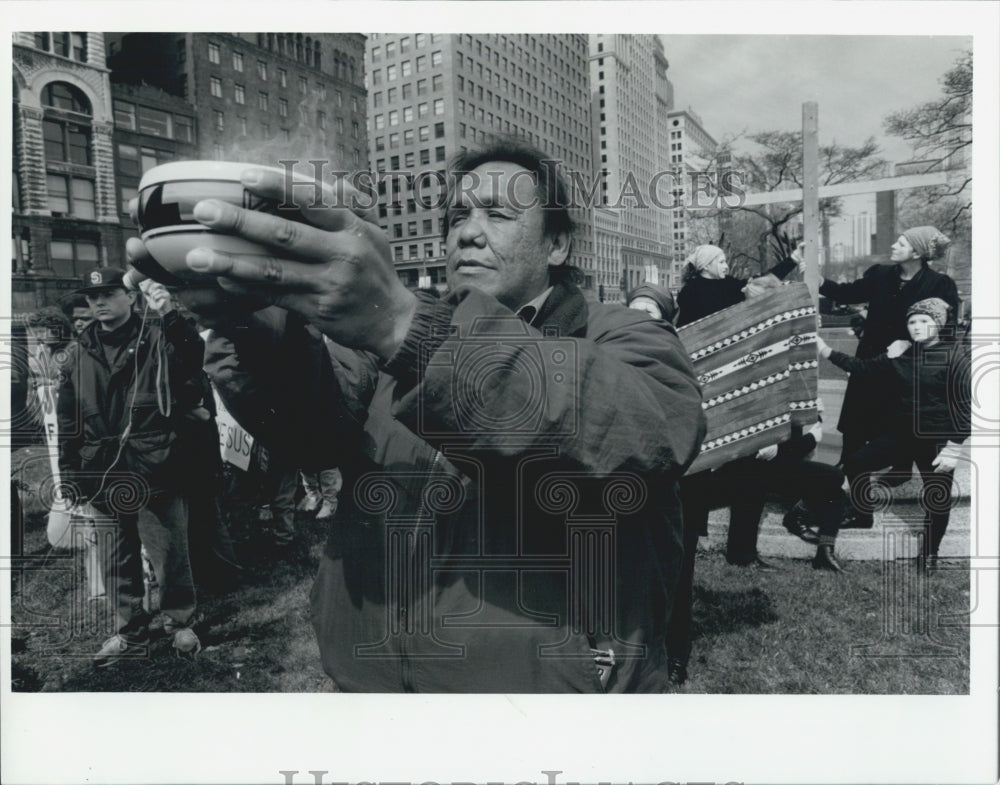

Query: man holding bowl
left=129, top=140, right=705, bottom=692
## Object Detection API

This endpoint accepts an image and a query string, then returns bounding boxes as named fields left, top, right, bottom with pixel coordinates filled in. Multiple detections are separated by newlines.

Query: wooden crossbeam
left=740, top=171, right=950, bottom=207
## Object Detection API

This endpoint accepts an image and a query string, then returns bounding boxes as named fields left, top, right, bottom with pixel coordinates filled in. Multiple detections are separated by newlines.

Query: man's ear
left=546, top=231, right=571, bottom=267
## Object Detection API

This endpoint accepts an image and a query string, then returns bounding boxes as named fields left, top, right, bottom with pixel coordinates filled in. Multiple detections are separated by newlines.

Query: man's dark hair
left=60, top=294, right=90, bottom=319
left=444, top=136, right=582, bottom=286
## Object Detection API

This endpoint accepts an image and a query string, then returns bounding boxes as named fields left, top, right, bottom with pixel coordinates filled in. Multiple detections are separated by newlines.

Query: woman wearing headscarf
left=818, top=226, right=960, bottom=471
left=675, top=244, right=797, bottom=328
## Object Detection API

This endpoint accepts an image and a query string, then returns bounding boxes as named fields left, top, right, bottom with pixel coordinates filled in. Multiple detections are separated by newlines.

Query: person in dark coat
left=627, top=282, right=677, bottom=324
left=817, top=297, right=970, bottom=565
left=818, top=226, right=960, bottom=464
left=661, top=244, right=800, bottom=684
left=57, top=268, right=206, bottom=666
left=675, top=244, right=797, bottom=328
left=130, top=139, right=706, bottom=692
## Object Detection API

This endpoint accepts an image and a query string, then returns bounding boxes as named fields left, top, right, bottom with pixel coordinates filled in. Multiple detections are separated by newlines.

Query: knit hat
left=907, top=297, right=950, bottom=328
left=685, top=245, right=726, bottom=272
left=902, top=226, right=950, bottom=263
left=627, top=283, right=678, bottom=323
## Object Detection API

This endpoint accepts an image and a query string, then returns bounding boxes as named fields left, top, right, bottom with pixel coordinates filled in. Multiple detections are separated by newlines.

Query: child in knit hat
left=816, top=298, right=970, bottom=566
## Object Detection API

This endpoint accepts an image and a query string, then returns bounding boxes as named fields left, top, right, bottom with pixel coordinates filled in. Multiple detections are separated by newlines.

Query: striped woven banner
left=678, top=282, right=819, bottom=475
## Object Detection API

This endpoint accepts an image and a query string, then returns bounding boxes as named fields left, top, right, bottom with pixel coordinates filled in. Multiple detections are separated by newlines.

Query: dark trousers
left=668, top=472, right=712, bottom=666
left=99, top=492, right=195, bottom=642
left=844, top=435, right=953, bottom=555
left=723, top=455, right=846, bottom=564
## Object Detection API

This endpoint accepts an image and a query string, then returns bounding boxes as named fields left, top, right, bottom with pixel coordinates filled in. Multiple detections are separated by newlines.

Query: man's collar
left=516, top=287, right=554, bottom=326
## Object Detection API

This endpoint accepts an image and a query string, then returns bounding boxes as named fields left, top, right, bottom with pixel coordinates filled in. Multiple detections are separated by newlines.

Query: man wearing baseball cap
left=58, top=265, right=206, bottom=665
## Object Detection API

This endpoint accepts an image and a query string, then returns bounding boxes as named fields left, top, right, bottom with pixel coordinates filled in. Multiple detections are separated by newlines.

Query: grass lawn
left=10, top=469, right=969, bottom=694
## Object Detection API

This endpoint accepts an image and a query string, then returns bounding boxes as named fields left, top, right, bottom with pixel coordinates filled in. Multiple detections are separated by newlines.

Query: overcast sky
left=659, top=35, right=971, bottom=164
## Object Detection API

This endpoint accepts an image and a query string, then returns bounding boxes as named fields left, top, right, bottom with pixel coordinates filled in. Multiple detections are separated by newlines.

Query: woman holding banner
left=818, top=226, right=959, bottom=469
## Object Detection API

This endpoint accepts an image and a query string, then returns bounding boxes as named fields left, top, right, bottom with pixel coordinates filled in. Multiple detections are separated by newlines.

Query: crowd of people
left=13, top=138, right=971, bottom=691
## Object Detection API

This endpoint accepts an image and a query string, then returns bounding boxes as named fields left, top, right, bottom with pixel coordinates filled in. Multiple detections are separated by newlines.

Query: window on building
left=394, top=224, right=403, bottom=239
left=389, top=109, right=399, bottom=126
left=434, top=121, right=445, bottom=138
left=210, top=76, right=222, bottom=97
left=233, top=51, right=243, bottom=71
left=400, top=36, right=411, bottom=53
left=208, top=42, right=221, bottom=64
left=279, top=98, right=288, bottom=117
left=317, top=110, right=326, bottom=129
left=375, top=136, right=385, bottom=151
left=214, top=110, right=224, bottom=130
left=174, top=115, right=193, bottom=142
left=403, top=106, right=414, bottom=123
left=42, top=83, right=92, bottom=165
left=386, top=41, right=396, bottom=58
left=239, top=117, right=248, bottom=135
left=409, top=244, right=418, bottom=259
left=415, top=33, right=426, bottom=48
left=432, top=74, right=443, bottom=91
left=50, top=238, right=99, bottom=278
left=403, top=129, right=414, bottom=145
left=214, top=143, right=225, bottom=159
left=419, top=125, right=429, bottom=141
left=435, top=145, right=445, bottom=161
left=389, top=132, right=399, bottom=148
left=401, top=60, right=412, bottom=77
left=119, top=185, right=138, bottom=215
left=47, top=174, right=95, bottom=219
left=371, top=45, right=381, bottom=62
left=33, top=32, right=51, bottom=51
left=235, top=84, right=245, bottom=104
left=433, top=99, right=444, bottom=116
left=352, top=121, right=359, bottom=139
left=138, top=106, right=172, bottom=138
left=405, top=152, right=415, bottom=168
left=408, top=220, right=417, bottom=235
left=299, top=76, right=308, bottom=94
left=278, top=68, right=287, bottom=87
left=113, top=100, right=136, bottom=130
left=258, top=92, right=268, bottom=111
left=431, top=50, right=442, bottom=67
left=117, top=144, right=140, bottom=177
left=394, top=246, right=403, bottom=261
left=257, top=61, right=268, bottom=80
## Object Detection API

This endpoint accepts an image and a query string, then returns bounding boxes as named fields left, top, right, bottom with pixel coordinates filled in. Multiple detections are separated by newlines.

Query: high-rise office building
left=589, top=34, right=674, bottom=301
left=664, top=106, right=718, bottom=287
left=365, top=33, right=594, bottom=293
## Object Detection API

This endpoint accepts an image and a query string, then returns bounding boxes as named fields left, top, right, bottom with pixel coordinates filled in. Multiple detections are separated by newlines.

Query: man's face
left=445, top=161, right=569, bottom=311
left=71, top=306, right=93, bottom=334
left=84, top=288, right=134, bottom=331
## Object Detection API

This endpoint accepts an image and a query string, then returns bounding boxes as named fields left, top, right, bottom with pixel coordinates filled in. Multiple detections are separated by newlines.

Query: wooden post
left=802, top=102, right=820, bottom=305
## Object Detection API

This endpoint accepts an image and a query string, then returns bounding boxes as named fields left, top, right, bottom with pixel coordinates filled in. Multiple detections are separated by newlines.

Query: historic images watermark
left=277, top=771, right=743, bottom=785
left=272, top=158, right=749, bottom=214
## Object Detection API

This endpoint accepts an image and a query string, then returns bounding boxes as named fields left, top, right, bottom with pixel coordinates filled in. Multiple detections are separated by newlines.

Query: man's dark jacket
left=206, top=281, right=706, bottom=692
left=57, top=311, right=204, bottom=503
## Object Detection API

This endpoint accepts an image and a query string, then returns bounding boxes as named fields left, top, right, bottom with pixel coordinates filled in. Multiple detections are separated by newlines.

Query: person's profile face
left=445, top=161, right=568, bottom=311
left=701, top=254, right=729, bottom=279
left=907, top=313, right=939, bottom=343
left=628, top=296, right=663, bottom=320
left=890, top=234, right=917, bottom=263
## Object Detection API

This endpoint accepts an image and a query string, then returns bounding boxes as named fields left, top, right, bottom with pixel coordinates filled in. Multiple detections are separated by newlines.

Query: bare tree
left=689, top=133, right=886, bottom=277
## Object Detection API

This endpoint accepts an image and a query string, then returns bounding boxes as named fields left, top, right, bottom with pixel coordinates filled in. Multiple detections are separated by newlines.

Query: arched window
left=42, top=82, right=95, bottom=223
left=42, top=82, right=92, bottom=165
left=314, top=40, right=321, bottom=70
left=305, top=36, right=313, bottom=67
left=296, top=34, right=303, bottom=62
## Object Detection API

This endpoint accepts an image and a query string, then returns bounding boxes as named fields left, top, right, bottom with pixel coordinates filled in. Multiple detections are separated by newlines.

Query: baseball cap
left=77, top=266, right=127, bottom=294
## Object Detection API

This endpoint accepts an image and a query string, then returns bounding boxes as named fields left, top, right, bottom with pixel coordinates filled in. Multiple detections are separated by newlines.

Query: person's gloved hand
left=815, top=335, right=833, bottom=358
left=931, top=441, right=963, bottom=472
left=887, top=339, right=911, bottom=359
